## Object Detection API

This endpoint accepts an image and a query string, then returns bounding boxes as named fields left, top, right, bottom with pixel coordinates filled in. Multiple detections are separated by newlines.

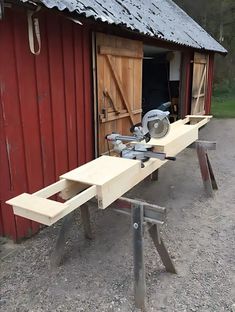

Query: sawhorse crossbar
left=51, top=197, right=176, bottom=310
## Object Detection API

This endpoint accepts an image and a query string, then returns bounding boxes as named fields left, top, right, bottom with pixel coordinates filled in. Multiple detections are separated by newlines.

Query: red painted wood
left=34, top=12, right=56, bottom=187
left=0, top=96, right=17, bottom=240
left=13, top=11, right=44, bottom=234
left=46, top=13, right=69, bottom=178
left=205, top=54, right=215, bottom=114
left=82, top=28, right=94, bottom=161
left=0, top=9, right=32, bottom=239
left=0, top=8, right=94, bottom=240
left=74, top=25, right=86, bottom=165
left=61, top=19, right=78, bottom=170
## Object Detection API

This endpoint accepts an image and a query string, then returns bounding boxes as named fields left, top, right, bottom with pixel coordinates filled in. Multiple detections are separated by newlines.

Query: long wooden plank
left=99, top=46, right=143, bottom=59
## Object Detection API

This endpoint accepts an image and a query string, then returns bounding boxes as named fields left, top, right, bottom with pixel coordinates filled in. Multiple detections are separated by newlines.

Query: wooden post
left=80, top=204, right=93, bottom=239
left=148, top=224, right=176, bottom=274
left=132, top=203, right=146, bottom=310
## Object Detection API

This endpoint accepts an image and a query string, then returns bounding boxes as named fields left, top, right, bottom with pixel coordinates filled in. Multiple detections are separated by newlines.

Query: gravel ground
left=0, top=118, right=235, bottom=312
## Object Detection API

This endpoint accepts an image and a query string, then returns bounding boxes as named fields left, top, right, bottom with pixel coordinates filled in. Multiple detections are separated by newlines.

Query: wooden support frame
left=6, top=115, right=213, bottom=225
left=6, top=182, right=97, bottom=226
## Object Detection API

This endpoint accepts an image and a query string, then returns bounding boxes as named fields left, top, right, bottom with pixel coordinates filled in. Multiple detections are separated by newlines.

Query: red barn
left=0, top=0, right=226, bottom=241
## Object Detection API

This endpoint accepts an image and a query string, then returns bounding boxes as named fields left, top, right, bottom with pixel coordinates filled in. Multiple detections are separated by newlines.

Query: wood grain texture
left=96, top=33, right=143, bottom=154
left=60, top=156, right=140, bottom=186
left=191, top=52, right=209, bottom=115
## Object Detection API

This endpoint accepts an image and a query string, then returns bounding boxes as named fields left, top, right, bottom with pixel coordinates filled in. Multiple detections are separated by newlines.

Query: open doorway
left=142, top=45, right=181, bottom=122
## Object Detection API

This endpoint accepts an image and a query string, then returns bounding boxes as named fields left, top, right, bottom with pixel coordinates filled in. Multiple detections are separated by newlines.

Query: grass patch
left=211, top=93, right=235, bottom=118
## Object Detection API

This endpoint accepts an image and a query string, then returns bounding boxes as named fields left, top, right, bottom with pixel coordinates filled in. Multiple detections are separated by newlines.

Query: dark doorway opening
left=142, top=46, right=181, bottom=121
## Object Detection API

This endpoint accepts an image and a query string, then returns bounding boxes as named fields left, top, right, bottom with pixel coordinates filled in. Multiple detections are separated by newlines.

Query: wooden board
left=61, top=155, right=142, bottom=208
left=191, top=52, right=209, bottom=115
left=7, top=186, right=97, bottom=226
left=149, top=125, right=198, bottom=155
left=6, top=116, right=212, bottom=225
left=60, top=155, right=140, bottom=186
left=96, top=33, right=143, bottom=154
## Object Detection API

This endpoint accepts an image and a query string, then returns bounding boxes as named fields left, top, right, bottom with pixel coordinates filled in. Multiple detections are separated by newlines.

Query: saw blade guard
left=142, top=109, right=170, bottom=138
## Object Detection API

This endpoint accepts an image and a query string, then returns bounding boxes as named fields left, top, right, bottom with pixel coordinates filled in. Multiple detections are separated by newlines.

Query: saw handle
left=165, top=156, right=176, bottom=161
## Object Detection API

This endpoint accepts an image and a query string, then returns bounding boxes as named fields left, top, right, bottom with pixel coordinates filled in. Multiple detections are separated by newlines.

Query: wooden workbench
left=6, top=115, right=212, bottom=225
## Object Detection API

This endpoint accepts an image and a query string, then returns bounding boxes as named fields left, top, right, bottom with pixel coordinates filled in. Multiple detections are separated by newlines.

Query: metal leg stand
left=148, top=224, right=176, bottom=274
left=196, top=143, right=214, bottom=197
left=151, top=169, right=159, bottom=181
left=80, top=204, right=93, bottom=239
left=189, top=140, right=218, bottom=197
left=132, top=203, right=146, bottom=311
left=51, top=205, right=92, bottom=267
left=50, top=212, right=75, bottom=267
left=113, top=197, right=175, bottom=309
left=206, top=154, right=218, bottom=190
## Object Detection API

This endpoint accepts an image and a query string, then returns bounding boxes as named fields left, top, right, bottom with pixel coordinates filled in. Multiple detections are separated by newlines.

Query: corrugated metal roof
left=23, top=0, right=227, bottom=54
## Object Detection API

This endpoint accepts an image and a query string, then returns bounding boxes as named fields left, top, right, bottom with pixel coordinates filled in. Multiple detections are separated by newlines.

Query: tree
left=174, top=0, right=235, bottom=91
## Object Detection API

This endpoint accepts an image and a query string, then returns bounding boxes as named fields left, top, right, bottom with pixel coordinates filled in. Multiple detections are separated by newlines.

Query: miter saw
left=106, top=102, right=176, bottom=165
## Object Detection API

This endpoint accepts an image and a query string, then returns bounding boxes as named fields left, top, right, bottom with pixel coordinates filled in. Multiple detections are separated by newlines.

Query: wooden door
left=96, top=33, right=143, bottom=154
left=191, top=52, right=209, bottom=115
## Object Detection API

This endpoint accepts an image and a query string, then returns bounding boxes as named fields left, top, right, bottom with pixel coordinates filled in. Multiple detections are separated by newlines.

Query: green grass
left=211, top=94, right=235, bottom=118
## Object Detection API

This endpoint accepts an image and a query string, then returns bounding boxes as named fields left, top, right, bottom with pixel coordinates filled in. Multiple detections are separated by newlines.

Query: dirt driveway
left=1, top=118, right=235, bottom=312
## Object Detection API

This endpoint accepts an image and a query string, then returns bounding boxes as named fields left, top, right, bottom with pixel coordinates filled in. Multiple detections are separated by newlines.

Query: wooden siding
left=0, top=7, right=94, bottom=241
left=96, top=33, right=143, bottom=154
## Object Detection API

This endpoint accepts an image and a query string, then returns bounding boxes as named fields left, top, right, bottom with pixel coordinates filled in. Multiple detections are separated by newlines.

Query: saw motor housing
left=105, top=107, right=175, bottom=164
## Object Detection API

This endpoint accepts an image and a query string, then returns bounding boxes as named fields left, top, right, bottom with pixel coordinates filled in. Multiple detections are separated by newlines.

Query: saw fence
left=6, top=114, right=218, bottom=309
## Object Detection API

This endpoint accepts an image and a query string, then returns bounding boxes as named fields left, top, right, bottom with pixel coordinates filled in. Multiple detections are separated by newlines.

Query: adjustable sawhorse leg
left=51, top=198, right=176, bottom=310
left=114, top=197, right=176, bottom=310
left=51, top=203, right=92, bottom=266
left=189, top=140, right=218, bottom=197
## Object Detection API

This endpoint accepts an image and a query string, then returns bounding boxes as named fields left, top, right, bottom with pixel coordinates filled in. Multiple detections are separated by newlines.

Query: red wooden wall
left=0, top=7, right=94, bottom=241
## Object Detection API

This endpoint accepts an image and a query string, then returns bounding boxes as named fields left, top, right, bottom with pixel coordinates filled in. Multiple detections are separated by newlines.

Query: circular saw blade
left=148, top=117, right=170, bottom=138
